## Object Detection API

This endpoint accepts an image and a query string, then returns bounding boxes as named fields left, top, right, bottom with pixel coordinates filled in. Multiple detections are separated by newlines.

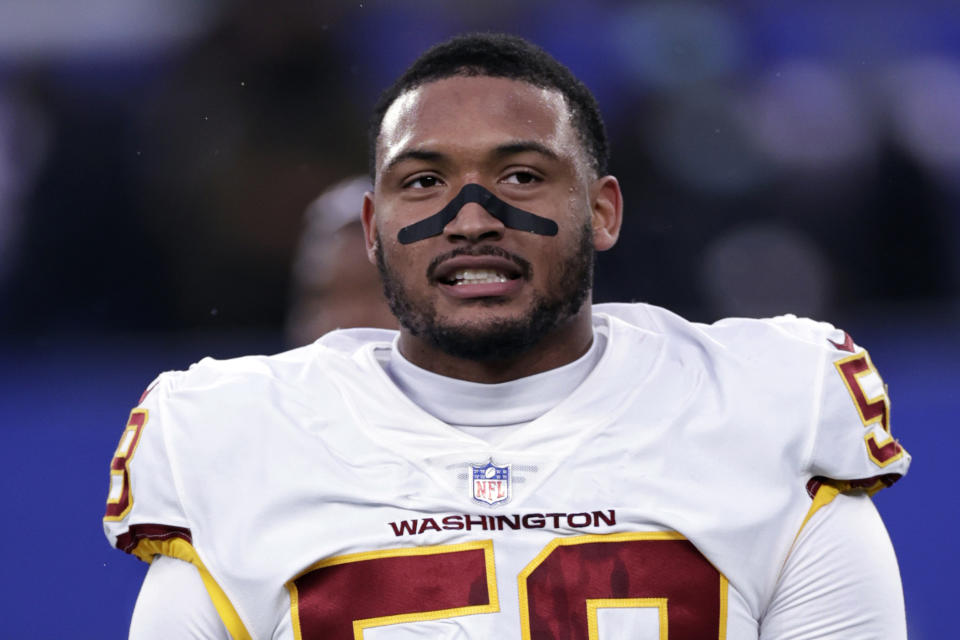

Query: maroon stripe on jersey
left=806, top=477, right=824, bottom=498
left=138, top=381, right=160, bottom=404
left=836, top=355, right=890, bottom=431
left=828, top=331, right=856, bottom=352
left=844, top=473, right=902, bottom=491
left=866, top=436, right=905, bottom=465
left=806, top=474, right=903, bottom=499
left=104, top=410, right=149, bottom=521
left=116, top=523, right=192, bottom=554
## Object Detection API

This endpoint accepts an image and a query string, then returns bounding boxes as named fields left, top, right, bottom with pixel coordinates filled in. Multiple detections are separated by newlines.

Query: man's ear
left=361, top=191, right=378, bottom=265
left=590, top=175, right=623, bottom=251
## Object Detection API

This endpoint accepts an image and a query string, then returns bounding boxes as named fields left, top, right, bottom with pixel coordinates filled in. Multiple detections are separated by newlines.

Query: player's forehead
left=376, top=75, right=581, bottom=175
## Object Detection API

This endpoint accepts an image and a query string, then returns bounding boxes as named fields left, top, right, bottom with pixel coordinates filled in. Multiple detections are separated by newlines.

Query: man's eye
left=501, top=171, right=540, bottom=185
left=406, top=175, right=442, bottom=189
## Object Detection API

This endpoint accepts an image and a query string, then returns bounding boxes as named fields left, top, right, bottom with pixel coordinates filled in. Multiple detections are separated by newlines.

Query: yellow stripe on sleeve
left=796, top=482, right=843, bottom=539
left=133, top=537, right=253, bottom=640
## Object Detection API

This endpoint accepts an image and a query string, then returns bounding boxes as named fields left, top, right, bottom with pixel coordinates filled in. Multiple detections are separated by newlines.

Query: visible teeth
left=451, top=269, right=508, bottom=285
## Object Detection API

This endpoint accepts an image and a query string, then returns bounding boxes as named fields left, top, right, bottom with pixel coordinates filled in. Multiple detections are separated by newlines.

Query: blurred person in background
left=129, top=0, right=367, bottom=332
left=101, top=33, right=911, bottom=639
left=286, top=175, right=396, bottom=347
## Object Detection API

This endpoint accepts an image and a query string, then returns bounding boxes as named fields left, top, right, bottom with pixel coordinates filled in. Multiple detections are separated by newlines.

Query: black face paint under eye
left=397, top=183, right=559, bottom=244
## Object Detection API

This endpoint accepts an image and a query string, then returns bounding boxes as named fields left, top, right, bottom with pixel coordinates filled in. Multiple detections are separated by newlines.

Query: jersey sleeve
left=807, top=326, right=911, bottom=495
left=102, top=372, right=192, bottom=562
left=103, top=370, right=255, bottom=640
left=760, top=491, right=906, bottom=639
left=130, top=556, right=230, bottom=640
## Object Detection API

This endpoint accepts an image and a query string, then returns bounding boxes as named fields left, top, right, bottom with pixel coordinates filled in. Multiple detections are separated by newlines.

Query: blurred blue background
left=0, top=0, right=956, bottom=637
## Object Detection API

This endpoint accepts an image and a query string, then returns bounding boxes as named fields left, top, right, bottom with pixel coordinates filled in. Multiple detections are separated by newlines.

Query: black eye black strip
left=397, top=183, right=559, bottom=244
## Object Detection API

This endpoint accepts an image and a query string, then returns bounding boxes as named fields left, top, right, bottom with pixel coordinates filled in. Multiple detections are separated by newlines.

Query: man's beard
left=375, top=224, right=594, bottom=362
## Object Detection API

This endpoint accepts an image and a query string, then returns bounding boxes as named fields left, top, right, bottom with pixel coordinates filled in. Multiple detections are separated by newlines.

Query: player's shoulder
left=153, top=327, right=398, bottom=399
left=597, top=302, right=910, bottom=490
left=705, top=312, right=854, bottom=366
left=596, top=302, right=845, bottom=360
left=710, top=312, right=848, bottom=349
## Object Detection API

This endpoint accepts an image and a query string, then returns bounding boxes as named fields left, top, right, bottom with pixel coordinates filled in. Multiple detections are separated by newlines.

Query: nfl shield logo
left=471, top=460, right=511, bottom=506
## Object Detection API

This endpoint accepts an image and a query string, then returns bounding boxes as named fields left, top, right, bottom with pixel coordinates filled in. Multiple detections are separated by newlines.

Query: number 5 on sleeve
left=834, top=352, right=905, bottom=467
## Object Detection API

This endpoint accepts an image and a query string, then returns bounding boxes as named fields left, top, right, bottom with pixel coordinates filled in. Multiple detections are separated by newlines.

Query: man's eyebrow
left=492, top=141, right=560, bottom=162
left=382, top=149, right=446, bottom=174
left=382, top=141, right=560, bottom=175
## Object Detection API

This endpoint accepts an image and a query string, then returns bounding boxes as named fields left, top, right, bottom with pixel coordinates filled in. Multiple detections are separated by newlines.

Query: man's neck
left=396, top=305, right=595, bottom=383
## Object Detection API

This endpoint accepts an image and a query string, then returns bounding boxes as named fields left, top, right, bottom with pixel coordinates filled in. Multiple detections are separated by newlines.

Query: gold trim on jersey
left=833, top=350, right=905, bottom=468
left=586, top=597, right=668, bottom=640
left=781, top=481, right=848, bottom=585
left=864, top=430, right=905, bottom=467
left=833, top=350, right=888, bottom=429
left=795, top=482, right=842, bottom=543
left=517, top=531, right=728, bottom=640
left=133, top=536, right=252, bottom=640
left=286, top=539, right=499, bottom=640
left=106, top=470, right=124, bottom=504
left=103, top=408, right=148, bottom=522
left=719, top=568, right=729, bottom=638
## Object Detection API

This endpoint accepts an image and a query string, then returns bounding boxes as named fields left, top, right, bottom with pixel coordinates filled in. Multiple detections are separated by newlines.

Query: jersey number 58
left=288, top=531, right=727, bottom=639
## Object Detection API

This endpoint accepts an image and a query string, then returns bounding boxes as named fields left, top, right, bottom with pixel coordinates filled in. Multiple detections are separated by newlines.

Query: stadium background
left=0, top=1, right=956, bottom=637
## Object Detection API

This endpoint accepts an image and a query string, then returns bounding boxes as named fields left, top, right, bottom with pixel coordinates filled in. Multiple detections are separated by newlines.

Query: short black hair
left=369, top=33, right=609, bottom=180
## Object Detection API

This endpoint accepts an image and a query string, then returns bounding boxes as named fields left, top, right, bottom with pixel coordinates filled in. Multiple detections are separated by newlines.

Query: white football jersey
left=103, top=303, right=910, bottom=639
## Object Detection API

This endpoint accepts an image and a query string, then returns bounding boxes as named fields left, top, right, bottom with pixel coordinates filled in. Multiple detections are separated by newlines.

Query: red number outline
left=288, top=533, right=729, bottom=638
left=104, top=409, right=149, bottom=522
left=834, top=351, right=905, bottom=467
left=287, top=540, right=499, bottom=639
left=518, top=531, right=728, bottom=640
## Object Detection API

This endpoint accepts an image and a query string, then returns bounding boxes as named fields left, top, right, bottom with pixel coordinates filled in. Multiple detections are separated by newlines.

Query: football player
left=105, top=33, right=910, bottom=639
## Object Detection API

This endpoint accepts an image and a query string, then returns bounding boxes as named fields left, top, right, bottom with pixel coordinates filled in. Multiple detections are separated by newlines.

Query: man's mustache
left=425, top=245, right=532, bottom=282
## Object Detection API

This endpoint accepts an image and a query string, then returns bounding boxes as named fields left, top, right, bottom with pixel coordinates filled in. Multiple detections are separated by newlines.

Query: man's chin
left=414, top=300, right=572, bottom=362
left=421, top=321, right=542, bottom=362
left=433, top=303, right=529, bottom=326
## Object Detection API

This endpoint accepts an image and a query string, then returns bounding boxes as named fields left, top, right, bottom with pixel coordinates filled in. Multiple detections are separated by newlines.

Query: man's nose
left=441, top=202, right=505, bottom=243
